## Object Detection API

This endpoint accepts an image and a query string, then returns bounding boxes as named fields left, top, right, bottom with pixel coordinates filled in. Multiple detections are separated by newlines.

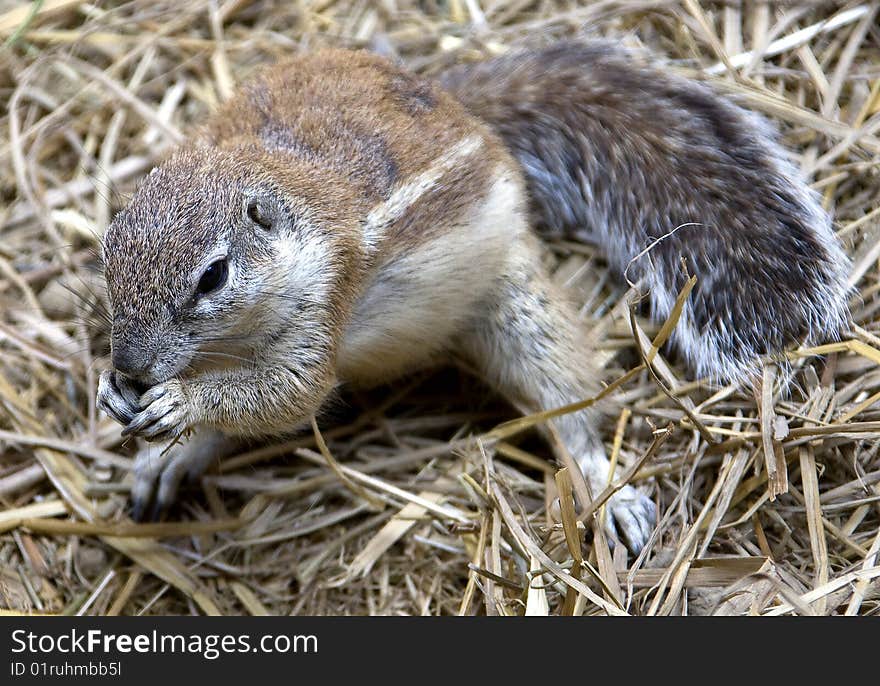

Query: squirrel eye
left=246, top=199, right=272, bottom=230
left=196, top=258, right=228, bottom=296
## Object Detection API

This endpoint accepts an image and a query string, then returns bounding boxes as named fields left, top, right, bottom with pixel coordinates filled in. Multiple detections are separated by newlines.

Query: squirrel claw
left=130, top=473, right=170, bottom=523
left=553, top=483, right=657, bottom=554
left=97, top=370, right=140, bottom=425
left=129, top=493, right=163, bottom=523
left=122, top=380, right=190, bottom=441
left=129, top=496, right=148, bottom=523
left=130, top=432, right=223, bottom=521
left=605, top=486, right=657, bottom=554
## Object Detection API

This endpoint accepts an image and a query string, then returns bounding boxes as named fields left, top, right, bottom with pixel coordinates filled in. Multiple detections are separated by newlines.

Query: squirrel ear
left=245, top=197, right=274, bottom=230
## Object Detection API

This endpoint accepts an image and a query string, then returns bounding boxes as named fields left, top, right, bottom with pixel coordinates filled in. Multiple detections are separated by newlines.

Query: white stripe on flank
left=362, top=134, right=484, bottom=249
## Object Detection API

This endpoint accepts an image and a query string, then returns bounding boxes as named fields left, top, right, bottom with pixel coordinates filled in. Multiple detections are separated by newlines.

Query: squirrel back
left=440, top=42, right=851, bottom=381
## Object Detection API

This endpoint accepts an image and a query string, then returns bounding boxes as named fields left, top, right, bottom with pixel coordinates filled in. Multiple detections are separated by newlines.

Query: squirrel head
left=102, top=145, right=361, bottom=387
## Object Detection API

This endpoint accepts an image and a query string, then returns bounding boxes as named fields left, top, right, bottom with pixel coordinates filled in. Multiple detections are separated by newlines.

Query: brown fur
left=199, top=50, right=507, bottom=236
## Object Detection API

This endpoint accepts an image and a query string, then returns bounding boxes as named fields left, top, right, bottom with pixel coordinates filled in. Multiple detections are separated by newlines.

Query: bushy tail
left=439, top=42, right=850, bottom=382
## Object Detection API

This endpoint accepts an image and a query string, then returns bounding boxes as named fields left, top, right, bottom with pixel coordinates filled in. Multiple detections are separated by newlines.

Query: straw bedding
left=0, top=0, right=878, bottom=616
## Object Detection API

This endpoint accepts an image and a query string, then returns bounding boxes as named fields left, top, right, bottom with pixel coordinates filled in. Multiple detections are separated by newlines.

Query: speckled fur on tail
left=440, top=42, right=851, bottom=382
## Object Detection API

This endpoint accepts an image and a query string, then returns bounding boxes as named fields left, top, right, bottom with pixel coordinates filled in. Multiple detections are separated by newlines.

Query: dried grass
left=0, top=0, right=879, bottom=616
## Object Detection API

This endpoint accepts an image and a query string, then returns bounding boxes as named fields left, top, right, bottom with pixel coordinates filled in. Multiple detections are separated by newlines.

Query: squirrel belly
left=97, top=44, right=849, bottom=550
left=440, top=42, right=851, bottom=382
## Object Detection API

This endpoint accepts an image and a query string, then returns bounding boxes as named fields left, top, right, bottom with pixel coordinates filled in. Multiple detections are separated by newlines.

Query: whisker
left=193, top=333, right=262, bottom=344
left=255, top=290, right=326, bottom=306
left=191, top=350, right=257, bottom=365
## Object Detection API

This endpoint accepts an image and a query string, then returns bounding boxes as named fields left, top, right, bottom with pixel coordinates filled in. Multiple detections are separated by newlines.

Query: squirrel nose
left=111, top=346, right=151, bottom=380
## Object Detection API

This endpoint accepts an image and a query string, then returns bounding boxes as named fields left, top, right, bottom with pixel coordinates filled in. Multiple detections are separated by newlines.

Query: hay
left=0, top=0, right=878, bottom=616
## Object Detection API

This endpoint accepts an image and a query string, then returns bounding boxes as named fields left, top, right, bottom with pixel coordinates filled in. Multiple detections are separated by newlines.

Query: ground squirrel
left=96, top=42, right=850, bottom=553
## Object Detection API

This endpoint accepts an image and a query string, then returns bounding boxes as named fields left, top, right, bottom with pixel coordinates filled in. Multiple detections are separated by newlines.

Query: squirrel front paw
left=96, top=370, right=142, bottom=425
left=121, top=379, right=192, bottom=442
left=129, top=436, right=215, bottom=521
left=604, top=485, right=656, bottom=553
